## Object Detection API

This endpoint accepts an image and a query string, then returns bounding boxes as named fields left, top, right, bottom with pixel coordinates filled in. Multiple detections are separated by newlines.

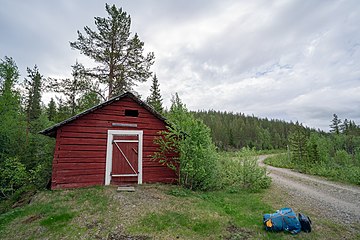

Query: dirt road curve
left=259, top=155, right=360, bottom=226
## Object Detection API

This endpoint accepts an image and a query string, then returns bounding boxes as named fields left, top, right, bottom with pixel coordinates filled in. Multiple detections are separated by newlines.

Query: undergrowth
left=218, top=148, right=271, bottom=191
left=265, top=154, right=360, bottom=185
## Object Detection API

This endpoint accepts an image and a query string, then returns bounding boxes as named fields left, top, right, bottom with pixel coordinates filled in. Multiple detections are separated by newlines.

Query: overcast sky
left=1, top=0, right=359, bottom=131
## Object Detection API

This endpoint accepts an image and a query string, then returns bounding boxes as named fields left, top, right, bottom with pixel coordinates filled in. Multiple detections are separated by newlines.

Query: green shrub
left=29, top=161, right=52, bottom=189
left=344, top=166, right=360, bottom=185
left=0, top=157, right=29, bottom=199
left=219, top=148, right=271, bottom=191
left=264, top=154, right=294, bottom=169
left=333, top=150, right=352, bottom=166
left=306, top=133, right=331, bottom=164
left=154, top=94, right=219, bottom=191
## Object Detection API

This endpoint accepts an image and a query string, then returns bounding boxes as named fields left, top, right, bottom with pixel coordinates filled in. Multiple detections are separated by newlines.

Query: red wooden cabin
left=40, top=92, right=176, bottom=189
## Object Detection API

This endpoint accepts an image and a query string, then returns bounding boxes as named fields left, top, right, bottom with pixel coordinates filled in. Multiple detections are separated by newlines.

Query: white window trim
left=105, top=130, right=143, bottom=185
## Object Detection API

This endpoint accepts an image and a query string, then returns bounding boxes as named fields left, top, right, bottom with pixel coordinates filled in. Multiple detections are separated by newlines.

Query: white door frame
left=105, top=130, right=143, bottom=185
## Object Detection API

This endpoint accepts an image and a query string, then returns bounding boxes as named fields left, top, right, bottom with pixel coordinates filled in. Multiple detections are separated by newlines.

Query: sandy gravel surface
left=259, top=155, right=360, bottom=227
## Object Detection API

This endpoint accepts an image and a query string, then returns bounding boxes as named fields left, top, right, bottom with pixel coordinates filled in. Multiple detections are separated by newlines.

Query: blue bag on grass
left=263, top=208, right=301, bottom=234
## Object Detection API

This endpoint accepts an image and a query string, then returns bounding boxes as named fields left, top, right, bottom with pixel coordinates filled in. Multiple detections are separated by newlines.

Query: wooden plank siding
left=51, top=96, right=176, bottom=189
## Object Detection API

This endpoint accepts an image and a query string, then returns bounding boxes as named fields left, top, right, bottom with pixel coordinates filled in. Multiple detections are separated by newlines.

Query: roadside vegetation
left=265, top=153, right=360, bottom=185
left=265, top=115, right=360, bottom=185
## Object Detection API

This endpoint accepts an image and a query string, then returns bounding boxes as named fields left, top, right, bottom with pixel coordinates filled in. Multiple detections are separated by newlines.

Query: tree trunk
left=108, top=70, right=113, bottom=99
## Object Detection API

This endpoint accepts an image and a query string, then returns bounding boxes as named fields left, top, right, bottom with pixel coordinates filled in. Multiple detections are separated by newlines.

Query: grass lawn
left=1, top=184, right=358, bottom=239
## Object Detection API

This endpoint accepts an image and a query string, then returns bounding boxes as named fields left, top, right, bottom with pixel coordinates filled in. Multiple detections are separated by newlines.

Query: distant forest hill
left=192, top=110, right=319, bottom=150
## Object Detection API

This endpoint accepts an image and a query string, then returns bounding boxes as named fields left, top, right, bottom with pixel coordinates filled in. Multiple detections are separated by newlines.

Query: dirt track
left=259, top=155, right=360, bottom=227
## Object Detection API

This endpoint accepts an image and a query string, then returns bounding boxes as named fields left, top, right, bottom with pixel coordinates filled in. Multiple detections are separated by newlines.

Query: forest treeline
left=0, top=57, right=55, bottom=203
left=192, top=110, right=316, bottom=150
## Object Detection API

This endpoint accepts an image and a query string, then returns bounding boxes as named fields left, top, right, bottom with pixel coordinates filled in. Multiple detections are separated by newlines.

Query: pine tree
left=330, top=114, right=341, bottom=134
left=340, top=119, right=349, bottom=135
left=47, top=62, right=92, bottom=115
left=0, top=56, right=24, bottom=159
left=228, top=128, right=235, bottom=148
left=24, top=65, right=43, bottom=124
left=55, top=97, right=71, bottom=122
left=306, top=133, right=320, bottom=163
left=0, top=57, right=19, bottom=94
left=0, top=57, right=20, bottom=119
left=289, top=122, right=308, bottom=163
left=146, top=74, right=163, bottom=113
left=77, top=91, right=101, bottom=112
left=70, top=4, right=154, bottom=99
left=47, top=98, right=56, bottom=122
left=347, top=120, right=360, bottom=136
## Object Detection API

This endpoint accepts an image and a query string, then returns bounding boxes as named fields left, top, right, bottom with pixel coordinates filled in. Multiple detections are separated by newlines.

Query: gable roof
left=40, top=91, right=166, bottom=137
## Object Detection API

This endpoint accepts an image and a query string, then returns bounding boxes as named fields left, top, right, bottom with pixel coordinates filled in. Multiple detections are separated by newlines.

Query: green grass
left=264, top=154, right=295, bottom=169
left=166, top=186, right=193, bottom=197
left=256, top=149, right=286, bottom=155
left=138, top=211, right=221, bottom=234
left=0, top=184, right=356, bottom=239
left=40, top=212, right=75, bottom=228
left=128, top=189, right=273, bottom=239
left=196, top=190, right=271, bottom=227
left=218, top=149, right=285, bottom=158
left=0, top=186, right=111, bottom=239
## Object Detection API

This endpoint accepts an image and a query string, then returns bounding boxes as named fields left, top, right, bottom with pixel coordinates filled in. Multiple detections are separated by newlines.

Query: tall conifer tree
left=47, top=98, right=56, bottom=122
left=70, top=4, right=154, bottom=99
left=0, top=57, right=20, bottom=119
left=330, top=114, right=341, bottom=134
left=146, top=74, right=163, bottom=113
left=0, top=57, right=24, bottom=158
left=24, top=65, right=42, bottom=123
left=47, top=62, right=90, bottom=115
left=289, top=122, right=308, bottom=162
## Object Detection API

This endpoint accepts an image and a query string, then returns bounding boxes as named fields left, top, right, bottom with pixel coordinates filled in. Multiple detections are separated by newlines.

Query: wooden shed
left=40, top=92, right=176, bottom=189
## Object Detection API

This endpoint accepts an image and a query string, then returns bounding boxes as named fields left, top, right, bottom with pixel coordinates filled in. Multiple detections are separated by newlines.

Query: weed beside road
left=265, top=154, right=360, bottom=185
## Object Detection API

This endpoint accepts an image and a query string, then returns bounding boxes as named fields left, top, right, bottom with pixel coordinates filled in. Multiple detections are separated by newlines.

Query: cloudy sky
left=1, top=0, right=359, bottom=131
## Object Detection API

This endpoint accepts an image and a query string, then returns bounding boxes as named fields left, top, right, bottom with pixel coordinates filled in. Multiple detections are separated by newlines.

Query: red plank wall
left=51, top=96, right=176, bottom=189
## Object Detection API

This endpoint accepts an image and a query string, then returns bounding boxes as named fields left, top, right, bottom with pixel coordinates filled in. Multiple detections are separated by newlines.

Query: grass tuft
left=40, top=212, right=75, bottom=228
left=166, top=187, right=193, bottom=197
left=134, top=211, right=222, bottom=236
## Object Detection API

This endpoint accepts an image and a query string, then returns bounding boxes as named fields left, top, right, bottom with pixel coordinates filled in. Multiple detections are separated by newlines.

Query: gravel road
left=259, top=155, right=360, bottom=227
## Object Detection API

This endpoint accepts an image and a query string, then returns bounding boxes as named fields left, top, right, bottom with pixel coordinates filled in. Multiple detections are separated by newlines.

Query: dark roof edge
left=39, top=91, right=167, bottom=137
